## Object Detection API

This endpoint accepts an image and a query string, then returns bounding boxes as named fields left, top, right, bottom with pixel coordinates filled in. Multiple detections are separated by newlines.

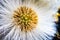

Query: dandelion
left=0, top=0, right=60, bottom=40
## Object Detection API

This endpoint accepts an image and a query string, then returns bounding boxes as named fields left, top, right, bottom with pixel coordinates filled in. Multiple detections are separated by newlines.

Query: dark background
left=53, top=9, right=60, bottom=40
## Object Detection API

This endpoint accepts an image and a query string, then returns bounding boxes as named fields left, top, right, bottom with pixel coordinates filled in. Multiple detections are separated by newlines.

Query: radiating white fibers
left=0, top=0, right=60, bottom=40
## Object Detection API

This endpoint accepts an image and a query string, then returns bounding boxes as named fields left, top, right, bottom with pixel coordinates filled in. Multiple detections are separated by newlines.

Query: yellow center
left=12, top=6, right=38, bottom=32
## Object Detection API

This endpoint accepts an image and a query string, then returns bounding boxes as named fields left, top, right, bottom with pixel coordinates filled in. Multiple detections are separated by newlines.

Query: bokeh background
left=53, top=9, right=60, bottom=40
